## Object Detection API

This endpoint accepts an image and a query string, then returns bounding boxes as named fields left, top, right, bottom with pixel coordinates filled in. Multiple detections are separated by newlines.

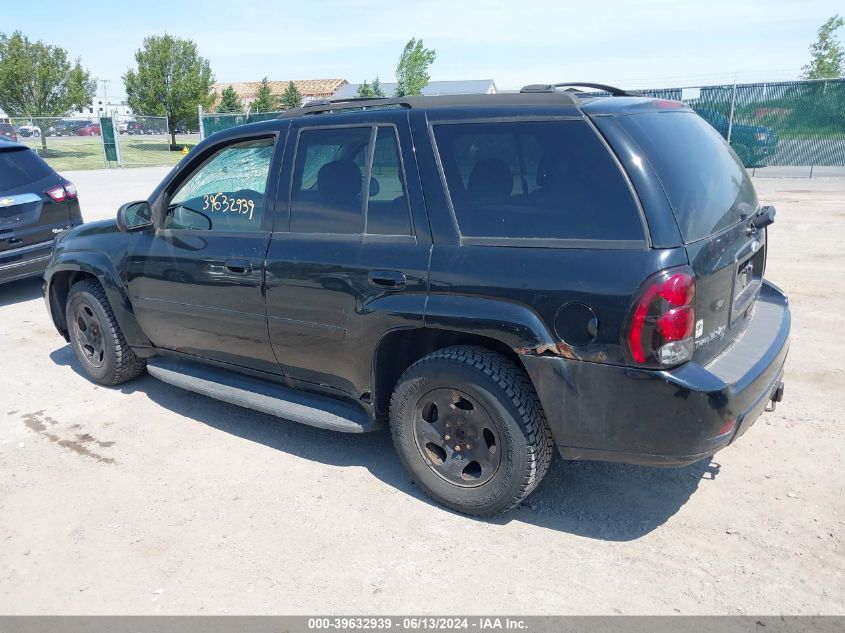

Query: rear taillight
left=45, top=186, right=67, bottom=202
left=45, top=182, right=77, bottom=202
left=626, top=267, right=696, bottom=368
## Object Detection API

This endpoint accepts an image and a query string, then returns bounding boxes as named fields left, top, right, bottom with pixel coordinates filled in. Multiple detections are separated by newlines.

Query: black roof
left=275, top=83, right=647, bottom=120
left=277, top=91, right=581, bottom=119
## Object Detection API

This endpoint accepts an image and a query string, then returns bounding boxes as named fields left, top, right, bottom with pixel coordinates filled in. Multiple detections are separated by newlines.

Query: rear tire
left=66, top=279, right=146, bottom=385
left=390, top=346, right=553, bottom=516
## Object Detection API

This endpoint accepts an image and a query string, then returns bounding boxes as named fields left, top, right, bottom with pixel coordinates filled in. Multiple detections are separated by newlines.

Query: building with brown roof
left=212, top=79, right=348, bottom=110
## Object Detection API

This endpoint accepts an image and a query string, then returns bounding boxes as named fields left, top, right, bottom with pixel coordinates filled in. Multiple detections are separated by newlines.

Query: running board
left=146, top=357, right=382, bottom=433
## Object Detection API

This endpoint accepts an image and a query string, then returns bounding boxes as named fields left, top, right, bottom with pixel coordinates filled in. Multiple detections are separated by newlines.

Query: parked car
left=76, top=123, right=101, bottom=136
left=16, top=124, right=41, bottom=138
left=43, top=85, right=789, bottom=516
left=45, top=120, right=91, bottom=137
left=694, top=108, right=778, bottom=167
left=0, top=122, right=17, bottom=142
left=1, top=139, right=83, bottom=284
left=123, top=121, right=155, bottom=135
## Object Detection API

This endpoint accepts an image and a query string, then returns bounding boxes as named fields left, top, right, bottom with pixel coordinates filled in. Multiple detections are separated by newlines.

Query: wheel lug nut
left=444, top=435, right=450, bottom=440
left=455, top=445, right=461, bottom=452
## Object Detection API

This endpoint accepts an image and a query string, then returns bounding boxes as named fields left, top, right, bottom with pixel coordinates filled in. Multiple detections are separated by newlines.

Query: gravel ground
left=0, top=171, right=842, bottom=614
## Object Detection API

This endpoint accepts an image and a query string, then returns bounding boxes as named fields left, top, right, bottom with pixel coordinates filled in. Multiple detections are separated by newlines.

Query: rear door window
left=616, top=111, right=758, bottom=243
left=432, top=120, right=643, bottom=242
left=367, top=126, right=412, bottom=236
left=0, top=148, right=54, bottom=190
left=290, top=127, right=371, bottom=234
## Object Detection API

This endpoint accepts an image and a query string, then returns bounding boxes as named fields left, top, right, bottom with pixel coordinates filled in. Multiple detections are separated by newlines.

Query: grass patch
left=20, top=135, right=192, bottom=172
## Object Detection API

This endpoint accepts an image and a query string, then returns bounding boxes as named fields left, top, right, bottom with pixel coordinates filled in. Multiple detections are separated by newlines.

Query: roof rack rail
left=278, top=97, right=413, bottom=119
left=520, top=82, right=642, bottom=97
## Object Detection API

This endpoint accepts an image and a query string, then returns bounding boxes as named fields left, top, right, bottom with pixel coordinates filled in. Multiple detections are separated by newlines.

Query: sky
left=3, top=0, right=842, bottom=101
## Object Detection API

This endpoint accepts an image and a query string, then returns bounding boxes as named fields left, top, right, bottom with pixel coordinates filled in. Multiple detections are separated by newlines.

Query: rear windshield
left=616, top=111, right=758, bottom=243
left=0, top=147, right=54, bottom=190
left=432, top=120, right=644, bottom=242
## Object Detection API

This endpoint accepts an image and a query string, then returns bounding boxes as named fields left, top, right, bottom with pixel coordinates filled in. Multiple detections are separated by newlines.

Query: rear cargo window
left=0, top=148, right=54, bottom=190
left=432, top=120, right=643, bottom=242
left=616, top=111, right=758, bottom=243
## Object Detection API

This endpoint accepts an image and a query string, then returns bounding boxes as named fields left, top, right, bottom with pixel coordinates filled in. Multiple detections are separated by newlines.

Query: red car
left=77, top=123, right=101, bottom=136
left=0, top=122, right=17, bottom=141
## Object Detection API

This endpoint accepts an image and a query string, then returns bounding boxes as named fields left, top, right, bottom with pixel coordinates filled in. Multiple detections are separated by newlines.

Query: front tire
left=390, top=346, right=553, bottom=516
left=66, top=279, right=146, bottom=385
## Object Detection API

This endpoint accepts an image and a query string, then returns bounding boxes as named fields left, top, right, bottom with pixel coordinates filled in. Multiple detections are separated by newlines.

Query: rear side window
left=367, top=127, right=412, bottom=235
left=0, top=148, right=54, bottom=190
left=432, top=120, right=643, bottom=242
left=617, top=111, right=758, bottom=243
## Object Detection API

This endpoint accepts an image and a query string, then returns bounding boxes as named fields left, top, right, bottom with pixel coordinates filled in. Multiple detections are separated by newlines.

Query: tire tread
left=390, top=345, right=553, bottom=515
left=68, top=279, right=146, bottom=385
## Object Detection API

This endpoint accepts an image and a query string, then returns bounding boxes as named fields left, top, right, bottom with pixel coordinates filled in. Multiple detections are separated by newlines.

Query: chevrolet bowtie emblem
left=0, top=198, right=14, bottom=208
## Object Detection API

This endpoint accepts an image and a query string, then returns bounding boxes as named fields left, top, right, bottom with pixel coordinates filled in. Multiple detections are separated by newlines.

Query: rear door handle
left=224, top=258, right=253, bottom=274
left=368, top=270, right=406, bottom=289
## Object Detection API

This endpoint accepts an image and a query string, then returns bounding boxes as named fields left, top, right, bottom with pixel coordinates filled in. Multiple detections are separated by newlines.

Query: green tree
left=279, top=81, right=303, bottom=109
left=356, top=76, right=385, bottom=98
left=216, top=85, right=243, bottom=113
left=124, top=34, right=214, bottom=145
left=356, top=80, right=373, bottom=97
left=801, top=15, right=844, bottom=79
left=394, top=38, right=436, bottom=97
left=0, top=31, right=96, bottom=149
left=251, top=77, right=276, bottom=113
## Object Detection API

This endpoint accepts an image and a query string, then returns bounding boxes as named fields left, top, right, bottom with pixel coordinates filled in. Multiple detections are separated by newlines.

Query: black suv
left=1, top=139, right=83, bottom=284
left=43, top=85, right=790, bottom=516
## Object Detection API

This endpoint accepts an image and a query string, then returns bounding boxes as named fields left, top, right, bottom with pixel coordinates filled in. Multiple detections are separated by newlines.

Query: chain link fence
left=200, top=78, right=845, bottom=170
left=5, top=114, right=198, bottom=171
left=8, top=115, right=110, bottom=171
left=200, top=110, right=284, bottom=138
left=113, top=114, right=197, bottom=167
left=596, top=78, right=845, bottom=168
left=8, top=77, right=844, bottom=172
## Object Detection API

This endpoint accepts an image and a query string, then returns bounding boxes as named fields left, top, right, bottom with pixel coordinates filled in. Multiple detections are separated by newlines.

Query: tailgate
left=685, top=222, right=766, bottom=363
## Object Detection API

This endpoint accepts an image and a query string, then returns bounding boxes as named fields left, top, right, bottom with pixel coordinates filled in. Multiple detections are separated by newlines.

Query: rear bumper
left=523, top=280, right=790, bottom=466
left=0, top=241, right=53, bottom=285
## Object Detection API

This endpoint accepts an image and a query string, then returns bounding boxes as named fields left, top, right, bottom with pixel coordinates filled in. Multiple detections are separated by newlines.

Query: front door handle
left=368, top=270, right=406, bottom=290
left=224, top=258, right=253, bottom=274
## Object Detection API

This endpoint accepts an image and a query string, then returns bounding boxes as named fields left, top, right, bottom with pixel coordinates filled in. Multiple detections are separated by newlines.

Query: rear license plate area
left=731, top=244, right=765, bottom=325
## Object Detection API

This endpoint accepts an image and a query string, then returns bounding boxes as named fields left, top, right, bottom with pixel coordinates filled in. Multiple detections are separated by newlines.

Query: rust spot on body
left=515, top=342, right=576, bottom=359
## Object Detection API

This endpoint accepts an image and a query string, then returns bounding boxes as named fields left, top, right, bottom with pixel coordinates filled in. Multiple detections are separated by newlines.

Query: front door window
left=165, top=138, right=275, bottom=232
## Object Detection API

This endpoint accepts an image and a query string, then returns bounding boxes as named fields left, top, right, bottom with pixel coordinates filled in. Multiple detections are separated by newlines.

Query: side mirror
left=117, top=200, right=153, bottom=232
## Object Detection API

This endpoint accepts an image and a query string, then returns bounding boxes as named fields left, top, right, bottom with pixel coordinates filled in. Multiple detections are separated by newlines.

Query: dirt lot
left=0, top=172, right=842, bottom=614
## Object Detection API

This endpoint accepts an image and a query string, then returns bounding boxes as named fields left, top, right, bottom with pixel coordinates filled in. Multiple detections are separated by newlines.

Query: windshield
left=617, top=111, right=758, bottom=243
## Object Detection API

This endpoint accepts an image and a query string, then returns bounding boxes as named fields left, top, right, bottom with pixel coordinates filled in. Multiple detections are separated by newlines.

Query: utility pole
left=101, top=79, right=110, bottom=117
